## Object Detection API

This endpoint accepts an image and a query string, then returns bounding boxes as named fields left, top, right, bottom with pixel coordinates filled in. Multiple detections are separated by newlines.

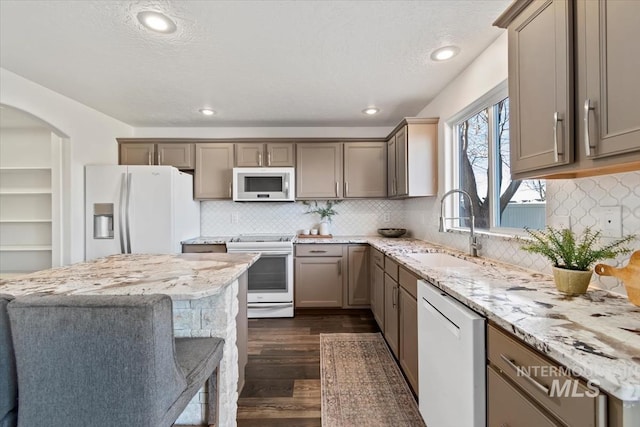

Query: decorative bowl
left=377, top=228, right=407, bottom=238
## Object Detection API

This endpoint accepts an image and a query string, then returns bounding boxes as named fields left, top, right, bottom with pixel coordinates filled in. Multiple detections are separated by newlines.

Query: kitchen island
left=0, top=252, right=260, bottom=427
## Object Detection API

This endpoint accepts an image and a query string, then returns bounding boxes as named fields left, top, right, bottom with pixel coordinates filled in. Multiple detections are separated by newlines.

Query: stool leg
left=206, top=365, right=219, bottom=426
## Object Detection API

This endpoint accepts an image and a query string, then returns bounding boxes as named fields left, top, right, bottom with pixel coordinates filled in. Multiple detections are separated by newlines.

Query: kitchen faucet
left=439, top=189, right=481, bottom=257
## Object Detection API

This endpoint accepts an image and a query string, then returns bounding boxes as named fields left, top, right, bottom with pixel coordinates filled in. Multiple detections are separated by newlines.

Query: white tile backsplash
left=405, top=170, right=640, bottom=297
left=201, top=199, right=407, bottom=236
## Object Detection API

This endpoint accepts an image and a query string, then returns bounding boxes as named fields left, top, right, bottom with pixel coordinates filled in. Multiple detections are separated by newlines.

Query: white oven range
left=226, top=234, right=295, bottom=318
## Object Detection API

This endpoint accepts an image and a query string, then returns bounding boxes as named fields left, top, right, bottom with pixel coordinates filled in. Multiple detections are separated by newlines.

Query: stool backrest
left=8, top=294, right=186, bottom=427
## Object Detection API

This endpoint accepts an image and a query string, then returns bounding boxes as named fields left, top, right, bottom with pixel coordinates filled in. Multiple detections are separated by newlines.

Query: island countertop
left=0, top=253, right=260, bottom=300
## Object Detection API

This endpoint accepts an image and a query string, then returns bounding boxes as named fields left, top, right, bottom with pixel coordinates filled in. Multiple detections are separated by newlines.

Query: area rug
left=320, top=333, right=426, bottom=427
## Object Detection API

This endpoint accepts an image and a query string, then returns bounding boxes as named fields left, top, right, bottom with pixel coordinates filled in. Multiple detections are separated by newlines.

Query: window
left=451, top=84, right=545, bottom=231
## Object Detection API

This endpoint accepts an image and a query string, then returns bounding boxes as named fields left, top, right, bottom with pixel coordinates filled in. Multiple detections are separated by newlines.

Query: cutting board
left=595, top=250, right=640, bottom=306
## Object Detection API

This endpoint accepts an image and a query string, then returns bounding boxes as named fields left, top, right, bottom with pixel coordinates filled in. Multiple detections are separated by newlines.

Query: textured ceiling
left=0, top=1, right=509, bottom=127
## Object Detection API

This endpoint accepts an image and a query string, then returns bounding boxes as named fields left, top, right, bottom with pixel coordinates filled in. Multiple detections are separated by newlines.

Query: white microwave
left=232, top=167, right=295, bottom=202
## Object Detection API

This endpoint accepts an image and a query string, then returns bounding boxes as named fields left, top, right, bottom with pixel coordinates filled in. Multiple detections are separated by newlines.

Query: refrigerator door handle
left=125, top=172, right=132, bottom=253
left=119, top=173, right=127, bottom=253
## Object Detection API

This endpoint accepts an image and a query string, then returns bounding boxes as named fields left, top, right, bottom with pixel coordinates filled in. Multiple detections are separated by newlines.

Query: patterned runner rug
left=320, top=333, right=426, bottom=427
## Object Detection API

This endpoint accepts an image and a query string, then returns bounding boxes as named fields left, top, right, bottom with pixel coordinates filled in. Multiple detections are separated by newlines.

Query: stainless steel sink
left=405, top=252, right=478, bottom=269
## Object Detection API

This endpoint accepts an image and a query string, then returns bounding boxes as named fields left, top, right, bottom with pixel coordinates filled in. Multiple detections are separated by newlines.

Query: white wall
left=0, top=68, right=133, bottom=263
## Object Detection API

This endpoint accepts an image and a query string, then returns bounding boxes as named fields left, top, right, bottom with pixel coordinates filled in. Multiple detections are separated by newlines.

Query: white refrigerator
left=85, top=165, right=200, bottom=261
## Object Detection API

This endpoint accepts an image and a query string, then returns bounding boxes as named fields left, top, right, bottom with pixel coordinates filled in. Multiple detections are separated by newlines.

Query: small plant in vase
left=303, top=200, right=342, bottom=236
left=521, top=226, right=635, bottom=295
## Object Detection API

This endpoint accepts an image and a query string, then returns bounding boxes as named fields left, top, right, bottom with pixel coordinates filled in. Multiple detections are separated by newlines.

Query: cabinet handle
left=337, top=259, right=342, bottom=276
left=392, top=179, right=396, bottom=195
left=335, top=181, right=339, bottom=197
left=499, top=354, right=550, bottom=395
left=267, top=151, right=271, bottom=166
left=158, top=150, right=164, bottom=165
left=584, top=99, right=596, bottom=156
left=553, top=112, right=563, bottom=163
left=148, top=151, right=152, bottom=165
left=258, top=152, right=263, bottom=166
left=228, top=182, right=232, bottom=198
left=310, top=250, right=327, bottom=253
left=345, top=181, right=349, bottom=196
left=392, top=285, right=397, bottom=307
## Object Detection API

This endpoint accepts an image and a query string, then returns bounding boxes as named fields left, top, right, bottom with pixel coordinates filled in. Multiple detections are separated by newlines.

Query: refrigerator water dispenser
left=93, top=203, right=114, bottom=239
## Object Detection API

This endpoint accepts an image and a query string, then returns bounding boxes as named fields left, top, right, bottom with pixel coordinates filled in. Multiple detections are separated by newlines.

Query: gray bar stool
left=0, top=294, right=17, bottom=427
left=8, top=294, right=223, bottom=427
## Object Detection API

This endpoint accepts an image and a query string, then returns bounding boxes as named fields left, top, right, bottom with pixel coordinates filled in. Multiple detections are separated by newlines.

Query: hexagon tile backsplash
left=405, top=170, right=640, bottom=297
left=201, top=199, right=407, bottom=236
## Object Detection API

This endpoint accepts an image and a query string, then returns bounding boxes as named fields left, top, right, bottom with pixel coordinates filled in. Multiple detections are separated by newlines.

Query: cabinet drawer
left=488, top=324, right=599, bottom=427
left=182, top=244, right=226, bottom=253
left=371, top=248, right=384, bottom=267
left=488, top=366, right=560, bottom=427
left=295, top=244, right=343, bottom=257
left=384, top=257, right=399, bottom=280
left=398, top=266, right=418, bottom=299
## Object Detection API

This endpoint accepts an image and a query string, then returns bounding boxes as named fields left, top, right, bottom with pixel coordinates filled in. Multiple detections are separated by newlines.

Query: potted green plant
left=303, top=200, right=341, bottom=235
left=521, top=226, right=635, bottom=295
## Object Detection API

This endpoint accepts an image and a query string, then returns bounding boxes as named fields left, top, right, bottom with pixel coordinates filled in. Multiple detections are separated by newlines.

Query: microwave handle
left=284, top=179, right=289, bottom=197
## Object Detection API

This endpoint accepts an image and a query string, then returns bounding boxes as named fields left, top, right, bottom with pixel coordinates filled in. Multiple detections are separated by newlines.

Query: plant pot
left=552, top=266, right=593, bottom=295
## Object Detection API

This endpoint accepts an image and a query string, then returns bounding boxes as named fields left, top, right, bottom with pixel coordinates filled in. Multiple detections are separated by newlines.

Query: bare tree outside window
left=456, top=97, right=545, bottom=230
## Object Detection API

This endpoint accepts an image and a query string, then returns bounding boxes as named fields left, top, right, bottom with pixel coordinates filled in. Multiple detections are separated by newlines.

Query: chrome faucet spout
left=439, top=189, right=480, bottom=257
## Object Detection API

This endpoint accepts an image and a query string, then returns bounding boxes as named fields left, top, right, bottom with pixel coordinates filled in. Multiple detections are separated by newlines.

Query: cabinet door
left=579, top=0, right=640, bottom=159
left=488, top=366, right=559, bottom=427
left=294, top=257, right=343, bottom=307
left=383, top=273, right=399, bottom=358
left=387, top=137, right=397, bottom=197
left=157, top=143, right=194, bottom=169
left=372, top=263, right=385, bottom=331
left=235, top=143, right=264, bottom=167
left=194, top=143, right=234, bottom=199
left=508, top=0, right=573, bottom=175
left=266, top=143, right=295, bottom=167
left=182, top=244, right=226, bottom=253
left=120, top=143, right=155, bottom=165
left=344, top=142, right=387, bottom=198
left=399, top=287, right=418, bottom=395
left=296, top=143, right=343, bottom=199
left=346, top=245, right=369, bottom=307
left=394, top=127, right=408, bottom=196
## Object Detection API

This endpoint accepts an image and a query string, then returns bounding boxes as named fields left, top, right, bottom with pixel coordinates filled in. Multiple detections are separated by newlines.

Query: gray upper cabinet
left=296, top=143, right=343, bottom=199
left=118, top=140, right=194, bottom=169
left=235, top=142, right=294, bottom=167
left=506, top=0, right=573, bottom=176
left=577, top=0, right=640, bottom=160
left=387, top=119, right=438, bottom=198
left=194, top=143, right=235, bottom=199
left=343, top=142, right=387, bottom=198
left=496, top=0, right=640, bottom=179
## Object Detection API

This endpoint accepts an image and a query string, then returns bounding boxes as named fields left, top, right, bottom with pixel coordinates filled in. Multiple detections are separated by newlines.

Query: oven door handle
left=248, top=302, right=294, bottom=309
left=227, top=250, right=292, bottom=256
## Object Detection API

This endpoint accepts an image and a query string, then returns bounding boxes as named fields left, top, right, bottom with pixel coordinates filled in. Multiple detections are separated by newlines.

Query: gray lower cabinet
left=398, top=268, right=419, bottom=395
left=295, top=244, right=344, bottom=308
left=488, top=324, right=602, bottom=426
left=346, top=245, right=370, bottom=306
left=194, top=143, right=234, bottom=199
left=370, top=248, right=385, bottom=330
left=343, top=142, right=387, bottom=198
left=383, top=275, right=399, bottom=358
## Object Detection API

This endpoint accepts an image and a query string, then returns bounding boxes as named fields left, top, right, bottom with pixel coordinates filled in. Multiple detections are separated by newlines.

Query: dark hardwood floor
left=236, top=309, right=379, bottom=426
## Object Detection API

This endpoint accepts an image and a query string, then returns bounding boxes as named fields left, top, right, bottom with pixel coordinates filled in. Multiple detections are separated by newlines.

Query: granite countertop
left=185, top=234, right=640, bottom=402
left=0, top=253, right=260, bottom=300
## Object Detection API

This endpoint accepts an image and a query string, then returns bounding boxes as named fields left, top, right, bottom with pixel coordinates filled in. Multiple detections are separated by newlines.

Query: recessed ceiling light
left=137, top=11, right=177, bottom=34
left=199, top=108, right=216, bottom=116
left=430, top=46, right=460, bottom=62
left=362, top=107, right=380, bottom=116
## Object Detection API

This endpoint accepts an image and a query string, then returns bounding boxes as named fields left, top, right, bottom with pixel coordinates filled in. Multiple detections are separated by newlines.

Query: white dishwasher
left=418, top=279, right=486, bottom=427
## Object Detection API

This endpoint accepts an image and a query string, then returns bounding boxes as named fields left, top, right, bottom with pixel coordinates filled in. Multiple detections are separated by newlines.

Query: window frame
left=445, top=80, right=543, bottom=236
